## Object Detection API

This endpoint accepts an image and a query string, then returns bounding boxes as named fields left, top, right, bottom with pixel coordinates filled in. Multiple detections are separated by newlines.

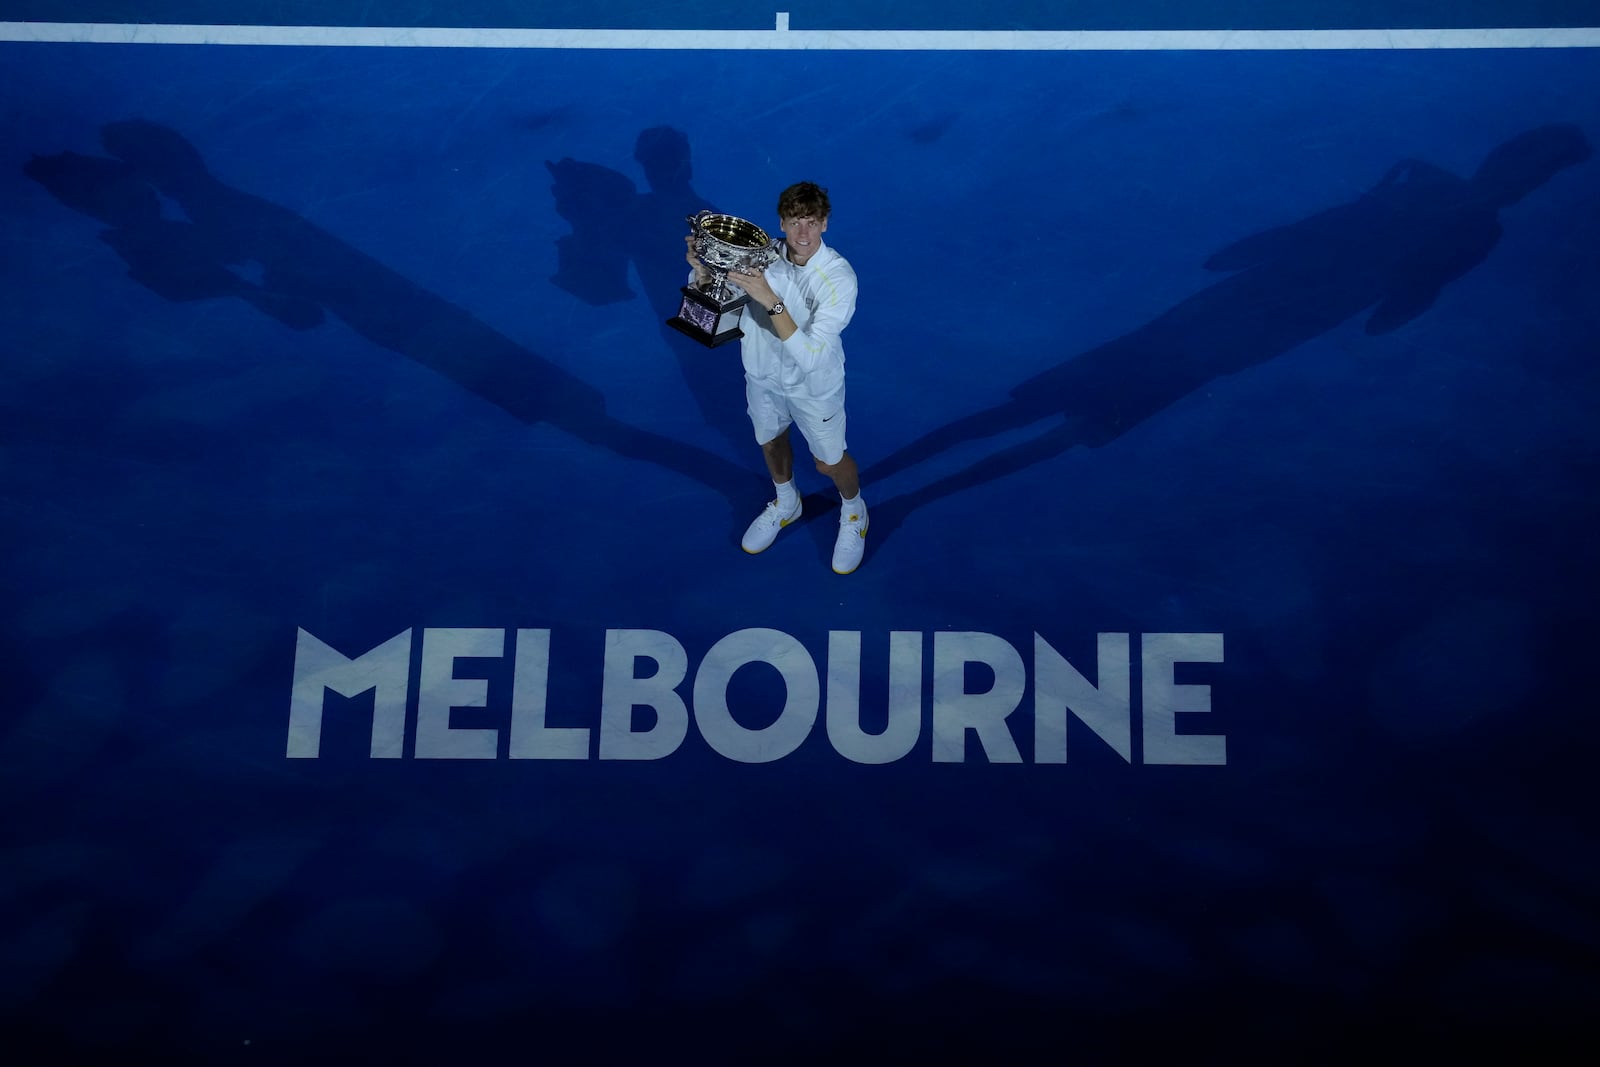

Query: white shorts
left=746, top=380, right=848, bottom=466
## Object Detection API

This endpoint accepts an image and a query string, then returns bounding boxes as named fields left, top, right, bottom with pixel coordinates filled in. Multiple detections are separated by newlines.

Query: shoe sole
left=831, top=517, right=869, bottom=575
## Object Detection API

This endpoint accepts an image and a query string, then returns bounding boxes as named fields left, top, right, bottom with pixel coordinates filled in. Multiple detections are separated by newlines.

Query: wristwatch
left=767, top=301, right=786, bottom=316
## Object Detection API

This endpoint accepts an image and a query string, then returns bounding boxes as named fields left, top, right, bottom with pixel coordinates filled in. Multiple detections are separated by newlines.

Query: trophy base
left=667, top=316, right=743, bottom=348
left=667, top=285, right=749, bottom=349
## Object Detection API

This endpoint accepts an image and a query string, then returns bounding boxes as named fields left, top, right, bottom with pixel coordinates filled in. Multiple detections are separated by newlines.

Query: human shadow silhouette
left=24, top=119, right=753, bottom=515
left=546, top=127, right=753, bottom=454
left=865, top=124, right=1591, bottom=544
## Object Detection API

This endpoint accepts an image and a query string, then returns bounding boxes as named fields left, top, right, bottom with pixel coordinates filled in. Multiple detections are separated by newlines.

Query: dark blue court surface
left=3, top=3, right=1599, bottom=1064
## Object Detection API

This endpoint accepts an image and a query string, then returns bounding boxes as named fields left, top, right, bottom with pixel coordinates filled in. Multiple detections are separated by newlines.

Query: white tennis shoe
left=741, top=495, right=803, bottom=554
left=831, top=498, right=869, bottom=575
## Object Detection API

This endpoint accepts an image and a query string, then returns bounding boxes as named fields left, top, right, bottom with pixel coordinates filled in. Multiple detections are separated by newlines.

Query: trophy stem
left=706, top=271, right=731, bottom=303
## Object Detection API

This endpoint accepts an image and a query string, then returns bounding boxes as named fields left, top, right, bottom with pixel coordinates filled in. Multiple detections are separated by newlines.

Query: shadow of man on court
left=866, top=124, right=1591, bottom=542
left=546, top=127, right=753, bottom=453
left=24, top=119, right=753, bottom=512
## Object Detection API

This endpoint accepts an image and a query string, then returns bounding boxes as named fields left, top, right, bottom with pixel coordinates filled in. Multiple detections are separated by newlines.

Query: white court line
left=2, top=22, right=1600, bottom=49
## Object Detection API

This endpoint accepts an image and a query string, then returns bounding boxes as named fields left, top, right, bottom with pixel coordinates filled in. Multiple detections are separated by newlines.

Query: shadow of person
left=546, top=127, right=753, bottom=454
left=21, top=149, right=326, bottom=330
left=865, top=124, right=1592, bottom=545
left=24, top=119, right=753, bottom=516
left=546, top=155, right=639, bottom=305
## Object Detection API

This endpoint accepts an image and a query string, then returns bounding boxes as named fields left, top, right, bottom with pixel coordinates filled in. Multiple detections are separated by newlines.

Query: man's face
left=780, top=214, right=828, bottom=260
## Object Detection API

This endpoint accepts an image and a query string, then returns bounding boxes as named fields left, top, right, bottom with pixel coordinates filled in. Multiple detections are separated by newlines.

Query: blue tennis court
left=3, top=3, right=1598, bottom=1063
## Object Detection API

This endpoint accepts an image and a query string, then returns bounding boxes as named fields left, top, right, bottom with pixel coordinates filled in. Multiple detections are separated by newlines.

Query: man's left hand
left=728, top=270, right=776, bottom=308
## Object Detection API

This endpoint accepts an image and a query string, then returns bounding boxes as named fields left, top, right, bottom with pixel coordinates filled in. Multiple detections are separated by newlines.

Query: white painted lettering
left=286, top=626, right=1229, bottom=768
left=826, top=630, right=922, bottom=764
left=693, top=628, right=819, bottom=762
left=287, top=628, right=413, bottom=759
left=414, top=628, right=503, bottom=759
left=509, top=628, right=589, bottom=759
left=598, top=629, right=689, bottom=760
left=1141, top=632, right=1226, bottom=765
left=1034, top=632, right=1133, bottom=763
left=931, top=631, right=1025, bottom=763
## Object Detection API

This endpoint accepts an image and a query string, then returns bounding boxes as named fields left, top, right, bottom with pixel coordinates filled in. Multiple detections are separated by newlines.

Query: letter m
left=287, top=628, right=414, bottom=758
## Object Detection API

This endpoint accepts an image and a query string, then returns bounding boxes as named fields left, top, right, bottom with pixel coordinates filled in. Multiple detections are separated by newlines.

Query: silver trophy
left=668, top=210, right=782, bottom=348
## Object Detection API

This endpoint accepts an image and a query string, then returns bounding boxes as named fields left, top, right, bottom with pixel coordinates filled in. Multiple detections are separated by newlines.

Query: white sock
left=775, top=479, right=799, bottom=509
left=841, top=491, right=863, bottom=510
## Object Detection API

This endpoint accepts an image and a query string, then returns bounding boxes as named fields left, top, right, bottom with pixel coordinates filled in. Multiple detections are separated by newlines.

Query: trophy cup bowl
left=668, top=210, right=782, bottom=348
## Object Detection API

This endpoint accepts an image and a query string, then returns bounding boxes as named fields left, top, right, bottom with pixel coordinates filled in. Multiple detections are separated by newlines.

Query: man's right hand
left=684, top=234, right=711, bottom=286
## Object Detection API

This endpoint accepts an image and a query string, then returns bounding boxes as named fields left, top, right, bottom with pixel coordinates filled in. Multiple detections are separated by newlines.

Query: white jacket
left=740, top=239, right=858, bottom=399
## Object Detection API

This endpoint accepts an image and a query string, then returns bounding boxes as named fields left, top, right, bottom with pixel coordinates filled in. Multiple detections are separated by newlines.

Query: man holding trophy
left=680, top=181, right=868, bottom=575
